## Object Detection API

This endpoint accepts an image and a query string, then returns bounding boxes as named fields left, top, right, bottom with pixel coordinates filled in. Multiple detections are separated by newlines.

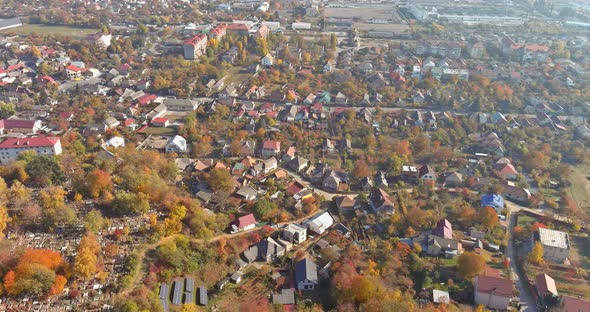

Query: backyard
left=569, top=163, right=590, bottom=213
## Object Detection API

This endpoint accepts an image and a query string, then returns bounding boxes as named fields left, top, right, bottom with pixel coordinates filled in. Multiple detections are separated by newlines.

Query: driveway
left=507, top=202, right=538, bottom=312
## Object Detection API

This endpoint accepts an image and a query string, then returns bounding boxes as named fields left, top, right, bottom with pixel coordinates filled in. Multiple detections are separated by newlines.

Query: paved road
left=507, top=201, right=538, bottom=312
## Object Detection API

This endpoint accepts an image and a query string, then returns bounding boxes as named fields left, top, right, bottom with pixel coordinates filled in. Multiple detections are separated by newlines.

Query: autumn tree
left=353, top=160, right=371, bottom=180
left=74, top=234, right=101, bottom=280
left=479, top=206, right=499, bottom=230
left=528, top=241, right=544, bottom=264
left=84, top=209, right=105, bottom=233
left=25, top=155, right=65, bottom=187
left=0, top=205, right=9, bottom=239
left=0, top=101, right=16, bottom=119
left=3, top=249, right=66, bottom=296
left=457, top=252, right=486, bottom=279
left=85, top=169, right=113, bottom=198
left=206, top=168, right=234, bottom=193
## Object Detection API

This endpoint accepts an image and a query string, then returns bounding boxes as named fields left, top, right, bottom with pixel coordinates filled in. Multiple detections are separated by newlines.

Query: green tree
left=0, top=101, right=16, bottom=119
left=25, top=156, right=65, bottom=187
left=111, top=191, right=150, bottom=216
left=84, top=209, right=104, bottom=233
left=253, top=199, right=276, bottom=219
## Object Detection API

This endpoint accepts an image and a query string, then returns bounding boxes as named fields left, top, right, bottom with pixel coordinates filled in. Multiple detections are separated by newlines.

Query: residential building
left=282, top=224, right=307, bottom=244
left=0, top=137, right=62, bottom=163
left=226, top=23, right=250, bottom=36
left=369, top=188, right=395, bottom=215
left=443, top=172, right=463, bottom=187
left=65, top=65, right=82, bottom=80
left=422, top=235, right=462, bottom=257
left=468, top=41, right=485, bottom=58
left=151, top=117, right=169, bottom=128
left=536, top=273, right=558, bottom=298
left=481, top=194, right=504, bottom=214
left=559, top=295, right=590, bottom=312
left=242, top=237, right=285, bottom=262
left=166, top=135, right=187, bottom=153
left=401, top=165, right=419, bottom=181
left=307, top=211, right=334, bottom=234
left=496, top=162, right=518, bottom=180
left=253, top=25, right=269, bottom=39
left=183, top=35, right=208, bottom=60
left=232, top=214, right=257, bottom=232
left=0, top=119, right=42, bottom=134
left=261, top=140, right=281, bottom=158
left=503, top=182, right=531, bottom=204
left=419, top=165, right=437, bottom=182
left=334, top=195, right=360, bottom=215
left=261, top=53, right=274, bottom=66
left=163, top=98, right=200, bottom=111
left=474, top=275, right=513, bottom=310
left=209, top=24, right=227, bottom=40
left=433, top=219, right=453, bottom=239
left=295, top=258, right=318, bottom=291
left=416, top=41, right=462, bottom=59
left=537, top=228, right=570, bottom=263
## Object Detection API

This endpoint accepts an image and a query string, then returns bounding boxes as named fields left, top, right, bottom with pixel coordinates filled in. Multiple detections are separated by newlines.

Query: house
left=334, top=92, right=348, bottom=105
left=283, top=224, right=307, bottom=244
left=236, top=186, right=258, bottom=200
left=496, top=163, right=518, bottom=180
left=443, top=172, right=463, bottom=187
left=322, top=138, right=336, bottom=154
left=536, top=273, right=558, bottom=298
left=253, top=25, right=269, bottom=39
left=295, top=258, right=318, bottom=291
left=433, top=219, right=453, bottom=239
left=374, top=171, right=388, bottom=188
left=183, top=35, right=208, bottom=60
left=418, top=165, right=437, bottom=183
left=422, top=235, right=462, bottom=257
left=369, top=188, right=395, bottom=215
left=307, top=211, right=334, bottom=234
left=232, top=214, right=257, bottom=232
left=322, top=170, right=349, bottom=192
left=287, top=156, right=309, bottom=172
left=537, top=228, right=570, bottom=263
left=151, top=117, right=169, bottom=128
left=230, top=271, right=243, bottom=284
left=559, top=295, right=590, bottom=312
left=257, top=237, right=286, bottom=262
left=0, top=119, right=42, bottom=135
left=474, top=275, right=513, bottom=310
left=261, top=140, right=281, bottom=158
left=261, top=53, right=274, bottom=66
left=209, top=23, right=227, bottom=40
left=166, top=136, right=187, bottom=153
left=0, top=137, right=62, bottom=163
left=433, top=289, right=450, bottom=304
left=104, top=117, right=120, bottom=129
left=480, top=194, right=504, bottom=214
left=163, top=99, right=200, bottom=111
left=226, top=23, right=250, bottom=36
left=502, top=182, right=531, bottom=204
left=334, top=195, right=360, bottom=215
left=104, top=136, right=125, bottom=148
left=360, top=177, right=373, bottom=192
left=401, top=166, right=419, bottom=181
left=65, top=65, right=82, bottom=80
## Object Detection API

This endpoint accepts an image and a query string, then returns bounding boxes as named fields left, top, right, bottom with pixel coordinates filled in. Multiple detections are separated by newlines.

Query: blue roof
left=481, top=194, right=504, bottom=209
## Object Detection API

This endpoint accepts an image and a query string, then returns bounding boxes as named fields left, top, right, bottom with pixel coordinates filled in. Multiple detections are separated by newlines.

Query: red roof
left=124, top=118, right=135, bottom=126
left=0, top=69, right=6, bottom=74
left=58, top=112, right=73, bottom=118
left=227, top=23, right=250, bottom=31
left=183, top=34, right=207, bottom=46
left=137, top=94, right=157, bottom=105
left=136, top=124, right=148, bottom=133
left=524, top=44, right=550, bottom=52
left=262, top=140, right=280, bottom=150
left=65, top=65, right=82, bottom=72
left=286, top=181, right=305, bottom=196
left=0, top=119, right=36, bottom=129
left=475, top=275, right=513, bottom=298
left=6, top=63, right=24, bottom=72
left=536, top=273, right=558, bottom=297
left=235, top=214, right=256, bottom=229
left=151, top=117, right=168, bottom=123
left=560, top=295, right=590, bottom=312
left=0, top=137, right=60, bottom=148
left=39, top=75, right=56, bottom=83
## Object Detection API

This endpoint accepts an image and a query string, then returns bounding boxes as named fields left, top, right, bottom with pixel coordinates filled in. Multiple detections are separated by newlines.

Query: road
left=507, top=201, right=538, bottom=312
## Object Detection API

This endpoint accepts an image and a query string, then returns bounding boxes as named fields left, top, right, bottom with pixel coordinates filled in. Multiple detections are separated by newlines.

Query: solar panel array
left=184, top=278, right=195, bottom=304
left=172, top=280, right=183, bottom=305
left=159, top=283, right=170, bottom=312
left=198, top=286, right=208, bottom=306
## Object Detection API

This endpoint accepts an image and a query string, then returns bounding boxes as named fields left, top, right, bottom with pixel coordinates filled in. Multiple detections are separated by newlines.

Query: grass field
left=517, top=214, right=537, bottom=228
left=143, top=127, right=177, bottom=136
left=569, top=164, right=590, bottom=212
left=0, top=24, right=99, bottom=38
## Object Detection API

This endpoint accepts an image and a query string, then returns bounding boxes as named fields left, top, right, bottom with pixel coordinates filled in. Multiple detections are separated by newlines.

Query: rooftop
left=538, top=228, right=569, bottom=249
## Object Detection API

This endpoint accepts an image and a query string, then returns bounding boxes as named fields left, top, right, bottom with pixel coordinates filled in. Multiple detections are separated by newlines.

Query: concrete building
left=0, top=137, right=62, bottom=163
left=282, top=224, right=307, bottom=244
left=537, top=228, right=570, bottom=263
left=183, top=35, right=208, bottom=60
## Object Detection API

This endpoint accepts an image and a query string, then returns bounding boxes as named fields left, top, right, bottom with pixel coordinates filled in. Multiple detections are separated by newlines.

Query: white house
left=282, top=224, right=307, bottom=244
left=261, top=53, right=274, bottom=66
left=0, top=137, right=62, bottom=163
left=295, top=258, right=318, bottom=291
left=105, top=136, right=125, bottom=148
left=307, top=211, right=334, bottom=235
left=166, top=135, right=187, bottom=153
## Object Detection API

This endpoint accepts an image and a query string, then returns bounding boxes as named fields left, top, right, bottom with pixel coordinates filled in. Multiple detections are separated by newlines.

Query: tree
left=111, top=191, right=150, bottom=216
left=457, top=252, right=486, bottom=279
left=479, top=206, right=499, bottom=230
left=84, top=209, right=104, bottom=233
left=25, top=156, right=65, bottom=187
left=74, top=234, right=100, bottom=280
left=206, top=168, right=234, bottom=193
left=253, top=199, right=276, bottom=219
left=0, top=205, right=9, bottom=239
left=85, top=169, right=113, bottom=198
left=0, top=101, right=16, bottom=119
left=353, top=160, right=371, bottom=180
left=528, top=241, right=544, bottom=265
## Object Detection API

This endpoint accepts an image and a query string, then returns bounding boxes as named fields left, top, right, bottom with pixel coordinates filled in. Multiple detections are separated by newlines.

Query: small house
left=295, top=258, right=318, bottom=291
left=307, top=211, right=334, bottom=234
left=474, top=275, right=513, bottom=310
left=232, top=214, right=256, bottom=232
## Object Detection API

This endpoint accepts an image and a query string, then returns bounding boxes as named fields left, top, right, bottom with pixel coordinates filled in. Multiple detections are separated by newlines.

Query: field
left=516, top=214, right=537, bottom=228
left=0, top=24, right=99, bottom=38
left=569, top=164, right=590, bottom=212
left=143, top=127, right=177, bottom=136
